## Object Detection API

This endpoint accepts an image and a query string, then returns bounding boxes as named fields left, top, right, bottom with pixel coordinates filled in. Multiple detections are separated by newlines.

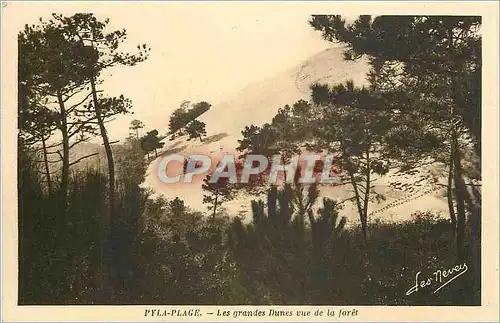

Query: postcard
left=2, top=1, right=499, bottom=322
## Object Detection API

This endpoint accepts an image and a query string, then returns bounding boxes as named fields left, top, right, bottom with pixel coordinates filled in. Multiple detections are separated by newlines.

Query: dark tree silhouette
left=129, top=119, right=145, bottom=138
left=185, top=119, right=207, bottom=142
left=168, top=101, right=211, bottom=141
left=202, top=174, right=237, bottom=220
left=140, top=129, right=165, bottom=158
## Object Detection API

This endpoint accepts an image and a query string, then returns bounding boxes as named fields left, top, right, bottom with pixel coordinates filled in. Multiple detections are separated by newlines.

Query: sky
left=8, top=2, right=337, bottom=141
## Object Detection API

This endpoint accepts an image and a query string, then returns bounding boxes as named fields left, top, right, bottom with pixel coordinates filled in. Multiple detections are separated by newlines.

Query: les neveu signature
left=406, top=262, right=468, bottom=296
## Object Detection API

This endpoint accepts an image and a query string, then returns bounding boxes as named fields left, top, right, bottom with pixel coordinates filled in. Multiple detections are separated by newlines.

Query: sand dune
left=143, top=46, right=451, bottom=224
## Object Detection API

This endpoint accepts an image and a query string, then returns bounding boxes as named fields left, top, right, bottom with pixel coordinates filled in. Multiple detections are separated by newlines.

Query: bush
left=18, top=145, right=480, bottom=305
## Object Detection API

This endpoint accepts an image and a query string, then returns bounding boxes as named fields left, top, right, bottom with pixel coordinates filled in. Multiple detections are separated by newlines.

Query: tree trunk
left=447, top=26, right=468, bottom=262
left=341, top=142, right=368, bottom=246
left=447, top=143, right=457, bottom=234
left=90, top=73, right=114, bottom=294
left=41, top=135, right=52, bottom=194
left=361, top=147, right=371, bottom=245
left=452, top=127, right=467, bottom=262
left=212, top=191, right=219, bottom=221
left=90, top=76, right=115, bottom=213
left=469, top=184, right=481, bottom=304
left=57, top=91, right=69, bottom=214
left=282, top=155, right=288, bottom=184
left=348, top=168, right=367, bottom=245
left=56, top=90, right=70, bottom=296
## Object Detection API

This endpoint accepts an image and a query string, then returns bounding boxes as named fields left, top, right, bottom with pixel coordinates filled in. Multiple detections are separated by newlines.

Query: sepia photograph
left=2, top=1, right=499, bottom=321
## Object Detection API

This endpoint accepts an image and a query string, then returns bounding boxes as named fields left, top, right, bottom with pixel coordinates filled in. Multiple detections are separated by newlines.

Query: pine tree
left=307, top=80, right=391, bottom=245
left=185, top=119, right=207, bottom=142
left=309, top=15, right=481, bottom=259
left=202, top=174, right=237, bottom=221
left=129, top=119, right=145, bottom=138
left=140, top=129, right=165, bottom=158
left=168, top=101, right=211, bottom=140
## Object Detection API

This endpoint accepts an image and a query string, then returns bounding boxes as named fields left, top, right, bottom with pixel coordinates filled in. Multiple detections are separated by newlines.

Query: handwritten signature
left=405, top=262, right=468, bottom=295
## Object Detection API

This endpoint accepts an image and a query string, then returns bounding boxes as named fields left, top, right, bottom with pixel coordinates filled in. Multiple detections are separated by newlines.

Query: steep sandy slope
left=143, top=46, right=450, bottom=224
left=198, top=46, right=370, bottom=148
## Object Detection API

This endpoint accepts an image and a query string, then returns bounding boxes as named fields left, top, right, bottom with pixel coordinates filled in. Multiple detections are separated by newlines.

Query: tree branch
left=33, top=142, right=62, bottom=151
left=69, top=152, right=100, bottom=167
left=62, top=83, right=89, bottom=102
left=68, top=120, right=98, bottom=137
left=67, top=90, right=102, bottom=114
left=338, top=195, right=356, bottom=204
left=69, top=137, right=93, bottom=150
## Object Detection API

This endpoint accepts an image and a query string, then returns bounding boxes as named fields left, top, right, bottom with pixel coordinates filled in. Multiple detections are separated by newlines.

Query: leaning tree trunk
left=212, top=191, right=219, bottom=221
left=348, top=169, right=367, bottom=246
left=341, top=142, right=368, bottom=246
left=447, top=26, right=468, bottom=262
left=56, top=91, right=69, bottom=214
left=452, top=126, right=467, bottom=262
left=90, top=76, right=115, bottom=216
left=41, top=135, right=52, bottom=194
left=447, top=138, right=457, bottom=234
left=56, top=90, right=71, bottom=297
left=361, top=146, right=371, bottom=245
left=90, top=72, right=114, bottom=295
left=469, top=183, right=481, bottom=304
